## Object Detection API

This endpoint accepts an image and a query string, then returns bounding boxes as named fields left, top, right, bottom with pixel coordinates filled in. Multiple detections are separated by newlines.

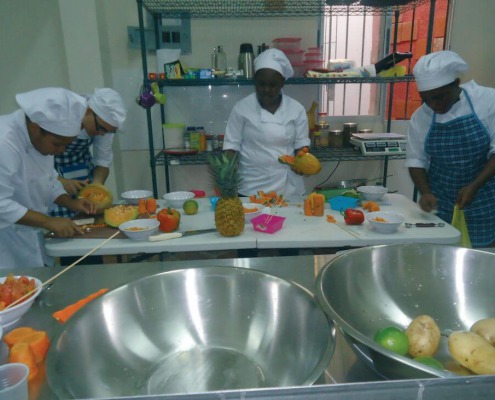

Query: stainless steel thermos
left=238, top=43, right=254, bottom=78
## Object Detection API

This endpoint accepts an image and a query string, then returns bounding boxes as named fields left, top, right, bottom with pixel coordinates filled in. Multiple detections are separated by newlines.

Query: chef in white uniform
left=405, top=51, right=495, bottom=247
left=0, top=87, right=98, bottom=269
left=223, top=48, right=310, bottom=197
left=51, top=88, right=127, bottom=218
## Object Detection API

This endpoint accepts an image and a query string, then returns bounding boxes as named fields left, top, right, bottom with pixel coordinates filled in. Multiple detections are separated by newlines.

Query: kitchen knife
left=149, top=228, right=217, bottom=242
left=405, top=222, right=445, bottom=228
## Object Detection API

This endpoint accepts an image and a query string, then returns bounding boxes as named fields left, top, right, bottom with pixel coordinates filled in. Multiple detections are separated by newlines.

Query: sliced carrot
left=138, top=198, right=147, bottom=214
left=52, top=288, right=109, bottom=324
left=22, top=331, right=50, bottom=363
left=3, top=326, right=35, bottom=348
left=8, top=342, right=38, bottom=381
left=146, top=198, right=157, bottom=214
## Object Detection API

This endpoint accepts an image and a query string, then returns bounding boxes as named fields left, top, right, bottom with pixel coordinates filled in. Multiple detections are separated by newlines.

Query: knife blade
left=148, top=228, right=217, bottom=242
left=405, top=222, right=445, bottom=228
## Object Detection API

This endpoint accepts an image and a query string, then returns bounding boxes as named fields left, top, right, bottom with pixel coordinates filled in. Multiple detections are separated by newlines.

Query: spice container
left=329, top=129, right=344, bottom=148
left=319, top=128, right=330, bottom=147
left=206, top=134, right=213, bottom=151
left=343, top=122, right=358, bottom=147
left=359, top=128, right=373, bottom=134
left=217, top=133, right=225, bottom=150
left=313, top=131, right=321, bottom=149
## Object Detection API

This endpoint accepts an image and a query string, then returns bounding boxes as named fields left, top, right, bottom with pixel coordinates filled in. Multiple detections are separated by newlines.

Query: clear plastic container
left=282, top=49, right=304, bottom=65
left=272, top=37, right=302, bottom=51
left=292, top=62, right=306, bottom=78
left=305, top=52, right=323, bottom=61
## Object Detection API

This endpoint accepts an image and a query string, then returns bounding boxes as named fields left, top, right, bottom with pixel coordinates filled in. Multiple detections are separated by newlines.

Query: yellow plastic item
left=451, top=205, right=472, bottom=248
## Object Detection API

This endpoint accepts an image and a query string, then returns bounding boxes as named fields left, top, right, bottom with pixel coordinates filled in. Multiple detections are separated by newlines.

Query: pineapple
left=208, top=152, right=245, bottom=237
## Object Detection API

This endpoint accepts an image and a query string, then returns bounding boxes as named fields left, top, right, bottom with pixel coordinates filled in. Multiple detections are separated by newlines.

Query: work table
left=1, top=253, right=494, bottom=399
left=44, top=194, right=460, bottom=258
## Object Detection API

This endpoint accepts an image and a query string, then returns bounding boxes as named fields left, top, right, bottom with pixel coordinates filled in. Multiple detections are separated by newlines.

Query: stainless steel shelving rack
left=136, top=0, right=434, bottom=196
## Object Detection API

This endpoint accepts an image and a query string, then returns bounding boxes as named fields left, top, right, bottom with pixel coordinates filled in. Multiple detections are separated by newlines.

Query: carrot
left=146, top=198, right=157, bottom=214
left=52, top=288, right=109, bottom=324
left=9, top=342, right=38, bottom=381
left=22, top=331, right=50, bottom=363
left=3, top=326, right=35, bottom=348
left=138, top=198, right=147, bottom=214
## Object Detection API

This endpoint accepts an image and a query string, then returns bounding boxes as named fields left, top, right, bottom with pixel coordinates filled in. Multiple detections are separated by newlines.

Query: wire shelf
left=154, top=75, right=415, bottom=87
left=141, top=0, right=430, bottom=18
left=155, top=148, right=405, bottom=166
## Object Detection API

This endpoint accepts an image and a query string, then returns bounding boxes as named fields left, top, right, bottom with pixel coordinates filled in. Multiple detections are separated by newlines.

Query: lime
left=183, top=199, right=198, bottom=215
left=374, top=326, right=409, bottom=356
left=414, top=355, right=444, bottom=370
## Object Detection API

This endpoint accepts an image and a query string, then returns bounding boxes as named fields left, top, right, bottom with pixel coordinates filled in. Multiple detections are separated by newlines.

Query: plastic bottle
left=216, top=45, right=227, bottom=72
left=211, top=47, right=217, bottom=70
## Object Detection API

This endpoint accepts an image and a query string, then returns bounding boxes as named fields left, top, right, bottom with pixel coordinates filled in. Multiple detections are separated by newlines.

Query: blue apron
left=51, top=137, right=95, bottom=218
left=425, top=89, right=495, bottom=247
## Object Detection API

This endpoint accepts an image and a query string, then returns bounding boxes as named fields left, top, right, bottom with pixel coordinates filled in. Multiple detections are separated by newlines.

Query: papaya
left=278, top=148, right=321, bottom=175
left=294, top=152, right=321, bottom=175
left=304, top=192, right=325, bottom=216
left=78, top=183, right=113, bottom=213
left=104, top=205, right=139, bottom=228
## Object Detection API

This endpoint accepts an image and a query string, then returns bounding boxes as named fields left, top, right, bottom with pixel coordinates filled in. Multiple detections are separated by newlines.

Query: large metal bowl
left=315, top=244, right=495, bottom=380
left=47, top=266, right=335, bottom=398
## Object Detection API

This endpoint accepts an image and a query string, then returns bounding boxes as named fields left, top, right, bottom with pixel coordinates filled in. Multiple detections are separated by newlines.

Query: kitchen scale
left=350, top=133, right=407, bottom=155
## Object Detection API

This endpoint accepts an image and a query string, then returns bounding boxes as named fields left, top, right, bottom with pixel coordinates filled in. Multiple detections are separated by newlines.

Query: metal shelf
left=141, top=0, right=429, bottom=18
left=154, top=148, right=405, bottom=166
left=155, top=75, right=415, bottom=87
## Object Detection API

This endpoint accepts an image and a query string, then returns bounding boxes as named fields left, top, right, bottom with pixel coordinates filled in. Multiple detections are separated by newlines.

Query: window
left=321, top=0, right=451, bottom=120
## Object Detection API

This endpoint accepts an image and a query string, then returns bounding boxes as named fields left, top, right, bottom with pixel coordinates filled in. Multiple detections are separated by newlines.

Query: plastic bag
left=451, top=205, right=472, bottom=248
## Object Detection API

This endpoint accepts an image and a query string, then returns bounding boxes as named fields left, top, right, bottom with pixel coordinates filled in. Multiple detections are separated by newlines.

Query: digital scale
left=350, top=133, right=407, bottom=155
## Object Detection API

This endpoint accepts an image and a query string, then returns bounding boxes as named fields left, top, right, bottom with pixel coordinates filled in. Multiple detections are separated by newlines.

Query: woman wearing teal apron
left=406, top=51, right=495, bottom=247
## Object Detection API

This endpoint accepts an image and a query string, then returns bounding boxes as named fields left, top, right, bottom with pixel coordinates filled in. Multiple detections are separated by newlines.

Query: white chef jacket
left=77, top=129, right=114, bottom=168
left=0, top=110, right=67, bottom=269
left=405, top=81, right=495, bottom=170
left=224, top=92, right=310, bottom=197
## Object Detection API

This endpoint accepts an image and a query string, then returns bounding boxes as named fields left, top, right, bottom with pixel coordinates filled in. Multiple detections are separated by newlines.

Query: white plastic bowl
left=357, top=186, right=388, bottom=201
left=119, top=219, right=160, bottom=240
left=366, top=211, right=404, bottom=233
left=121, top=190, right=153, bottom=205
left=0, top=276, right=42, bottom=328
left=242, top=203, right=264, bottom=222
left=162, top=191, right=195, bottom=209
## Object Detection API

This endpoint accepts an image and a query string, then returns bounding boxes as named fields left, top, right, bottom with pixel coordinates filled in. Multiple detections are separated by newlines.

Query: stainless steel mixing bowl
left=47, top=266, right=335, bottom=398
left=315, top=243, right=495, bottom=380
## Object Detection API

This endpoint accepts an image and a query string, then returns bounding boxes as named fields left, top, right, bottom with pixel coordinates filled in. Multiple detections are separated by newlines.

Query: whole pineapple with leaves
left=208, top=152, right=245, bottom=237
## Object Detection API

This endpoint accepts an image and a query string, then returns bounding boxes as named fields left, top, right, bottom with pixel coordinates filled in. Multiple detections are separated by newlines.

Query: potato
left=405, top=315, right=441, bottom=357
left=448, top=331, right=495, bottom=375
left=470, top=318, right=495, bottom=346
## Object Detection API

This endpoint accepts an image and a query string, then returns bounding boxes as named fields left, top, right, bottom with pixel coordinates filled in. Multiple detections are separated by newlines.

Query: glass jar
left=343, top=122, right=358, bottom=147
left=217, top=133, right=225, bottom=150
left=313, top=131, right=321, bottom=149
left=329, top=129, right=344, bottom=148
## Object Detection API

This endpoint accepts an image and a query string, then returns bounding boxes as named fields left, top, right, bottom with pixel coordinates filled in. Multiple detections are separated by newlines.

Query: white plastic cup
left=0, top=363, right=29, bottom=400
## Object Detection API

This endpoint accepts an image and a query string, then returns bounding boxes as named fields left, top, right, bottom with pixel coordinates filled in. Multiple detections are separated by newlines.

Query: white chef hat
left=254, top=48, right=294, bottom=79
left=88, top=88, right=127, bottom=129
left=16, top=87, right=87, bottom=137
left=414, top=50, right=469, bottom=92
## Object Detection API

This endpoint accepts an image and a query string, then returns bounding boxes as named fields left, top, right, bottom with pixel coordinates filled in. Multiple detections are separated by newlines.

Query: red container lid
left=272, top=37, right=302, bottom=43
left=190, top=190, right=206, bottom=198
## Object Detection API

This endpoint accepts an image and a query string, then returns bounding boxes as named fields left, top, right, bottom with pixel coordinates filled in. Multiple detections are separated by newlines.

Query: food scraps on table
left=326, top=215, right=336, bottom=223
left=362, top=201, right=381, bottom=212
left=52, top=288, right=109, bottom=324
left=0, top=274, right=37, bottom=310
left=249, top=191, right=288, bottom=207
left=243, top=206, right=259, bottom=214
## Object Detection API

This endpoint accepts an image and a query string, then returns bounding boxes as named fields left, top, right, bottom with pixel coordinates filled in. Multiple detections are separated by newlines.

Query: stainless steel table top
left=2, top=253, right=494, bottom=400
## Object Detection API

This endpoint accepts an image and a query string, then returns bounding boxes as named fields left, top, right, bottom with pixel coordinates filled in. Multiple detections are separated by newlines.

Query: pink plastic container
left=303, top=59, right=325, bottom=71
left=282, top=49, right=304, bottom=65
left=272, top=37, right=302, bottom=51
left=251, top=214, right=286, bottom=234
left=304, top=52, right=323, bottom=61
left=292, top=62, right=306, bottom=78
